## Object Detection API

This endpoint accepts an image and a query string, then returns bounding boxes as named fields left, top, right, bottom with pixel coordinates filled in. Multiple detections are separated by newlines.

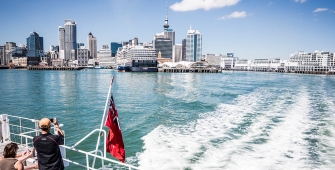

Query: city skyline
left=0, top=0, right=334, bottom=60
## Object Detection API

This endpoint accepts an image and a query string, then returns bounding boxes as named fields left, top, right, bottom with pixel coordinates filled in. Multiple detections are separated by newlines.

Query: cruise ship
left=130, top=46, right=158, bottom=72
left=115, top=43, right=158, bottom=72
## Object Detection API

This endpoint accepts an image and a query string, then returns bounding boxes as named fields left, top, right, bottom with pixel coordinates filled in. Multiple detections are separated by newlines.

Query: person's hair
left=3, top=143, right=18, bottom=158
left=40, top=125, right=50, bottom=131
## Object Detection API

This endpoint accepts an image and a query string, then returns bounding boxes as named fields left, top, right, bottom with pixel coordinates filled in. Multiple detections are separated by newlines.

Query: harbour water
left=0, top=69, right=335, bottom=169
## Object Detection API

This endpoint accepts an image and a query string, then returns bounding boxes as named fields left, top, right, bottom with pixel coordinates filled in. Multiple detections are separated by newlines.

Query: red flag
left=105, top=93, right=125, bottom=162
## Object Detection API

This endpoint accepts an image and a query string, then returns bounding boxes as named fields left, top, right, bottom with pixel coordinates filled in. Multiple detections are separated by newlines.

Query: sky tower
left=163, top=5, right=169, bottom=31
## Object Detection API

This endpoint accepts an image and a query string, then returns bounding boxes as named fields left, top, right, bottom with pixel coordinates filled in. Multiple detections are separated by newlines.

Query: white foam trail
left=310, top=88, right=335, bottom=170
left=224, top=88, right=312, bottom=170
left=137, top=88, right=269, bottom=169
left=137, top=85, right=335, bottom=169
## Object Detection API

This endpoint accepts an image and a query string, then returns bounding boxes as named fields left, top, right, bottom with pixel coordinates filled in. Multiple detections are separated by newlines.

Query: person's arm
left=16, top=149, right=33, bottom=162
left=24, top=162, right=38, bottom=170
left=14, top=160, right=24, bottom=170
left=53, top=118, right=64, bottom=137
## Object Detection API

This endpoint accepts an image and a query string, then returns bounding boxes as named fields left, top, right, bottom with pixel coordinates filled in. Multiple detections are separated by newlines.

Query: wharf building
left=11, top=45, right=28, bottom=66
left=0, top=42, right=16, bottom=65
left=186, top=28, right=202, bottom=62
left=26, top=32, right=44, bottom=65
left=205, top=54, right=226, bottom=68
left=49, top=45, right=62, bottom=66
left=286, top=51, right=335, bottom=72
left=88, top=32, right=97, bottom=59
left=232, top=51, right=335, bottom=73
left=220, top=53, right=239, bottom=69
left=98, top=45, right=114, bottom=67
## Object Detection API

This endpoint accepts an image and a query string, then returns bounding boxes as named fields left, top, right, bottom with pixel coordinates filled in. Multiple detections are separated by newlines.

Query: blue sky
left=0, top=0, right=334, bottom=60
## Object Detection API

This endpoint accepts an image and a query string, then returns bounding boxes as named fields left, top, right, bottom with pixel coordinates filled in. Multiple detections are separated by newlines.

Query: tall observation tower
left=163, top=5, right=169, bottom=31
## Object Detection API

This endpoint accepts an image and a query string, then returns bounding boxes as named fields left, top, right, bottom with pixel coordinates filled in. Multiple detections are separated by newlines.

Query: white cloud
left=313, top=8, right=329, bottom=13
left=294, top=0, right=306, bottom=3
left=218, top=11, right=248, bottom=20
left=170, top=0, right=240, bottom=12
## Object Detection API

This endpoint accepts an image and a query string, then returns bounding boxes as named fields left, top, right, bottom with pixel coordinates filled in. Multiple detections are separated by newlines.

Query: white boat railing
left=0, top=114, right=139, bottom=170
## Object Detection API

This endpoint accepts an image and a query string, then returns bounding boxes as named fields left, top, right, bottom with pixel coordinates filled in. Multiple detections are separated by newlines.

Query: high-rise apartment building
left=88, top=32, right=97, bottom=59
left=77, top=46, right=89, bottom=66
left=26, top=32, right=44, bottom=65
left=186, top=28, right=202, bottom=62
left=64, top=20, right=77, bottom=63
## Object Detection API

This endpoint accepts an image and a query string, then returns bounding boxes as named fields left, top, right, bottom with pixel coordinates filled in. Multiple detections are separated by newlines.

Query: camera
left=49, top=118, right=54, bottom=122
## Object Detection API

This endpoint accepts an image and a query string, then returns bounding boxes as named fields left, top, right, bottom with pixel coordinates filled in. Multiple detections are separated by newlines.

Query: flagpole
left=93, top=76, right=114, bottom=167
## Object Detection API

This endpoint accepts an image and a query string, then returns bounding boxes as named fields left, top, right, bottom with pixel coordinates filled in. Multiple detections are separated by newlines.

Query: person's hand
left=21, top=148, right=33, bottom=158
left=25, top=149, right=33, bottom=158
left=53, top=118, right=58, bottom=125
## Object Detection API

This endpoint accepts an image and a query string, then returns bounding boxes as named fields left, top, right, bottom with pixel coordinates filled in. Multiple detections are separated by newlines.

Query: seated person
left=0, top=142, right=37, bottom=170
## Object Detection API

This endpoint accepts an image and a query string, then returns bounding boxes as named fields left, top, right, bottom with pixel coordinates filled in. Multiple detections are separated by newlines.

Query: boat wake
left=136, top=86, right=335, bottom=170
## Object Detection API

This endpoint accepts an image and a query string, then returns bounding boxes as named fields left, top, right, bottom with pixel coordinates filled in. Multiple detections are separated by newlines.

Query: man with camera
left=33, top=118, right=64, bottom=170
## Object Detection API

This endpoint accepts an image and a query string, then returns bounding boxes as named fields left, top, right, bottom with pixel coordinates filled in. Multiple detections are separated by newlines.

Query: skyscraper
left=110, top=42, right=122, bottom=57
left=64, top=20, right=77, bottom=63
left=154, top=38, right=172, bottom=59
left=58, top=27, right=65, bottom=51
left=4, top=42, right=16, bottom=65
left=182, top=39, right=186, bottom=61
left=173, top=44, right=182, bottom=62
left=133, top=37, right=138, bottom=46
left=26, top=32, right=43, bottom=65
left=186, top=28, right=202, bottom=62
left=0, top=46, right=5, bottom=65
left=88, top=32, right=97, bottom=59
left=58, top=26, right=65, bottom=62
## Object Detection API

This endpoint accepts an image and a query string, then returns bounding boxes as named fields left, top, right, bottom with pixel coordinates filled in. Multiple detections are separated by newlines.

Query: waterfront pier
left=224, top=68, right=335, bottom=75
left=27, top=66, right=85, bottom=70
left=159, top=68, right=220, bottom=73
